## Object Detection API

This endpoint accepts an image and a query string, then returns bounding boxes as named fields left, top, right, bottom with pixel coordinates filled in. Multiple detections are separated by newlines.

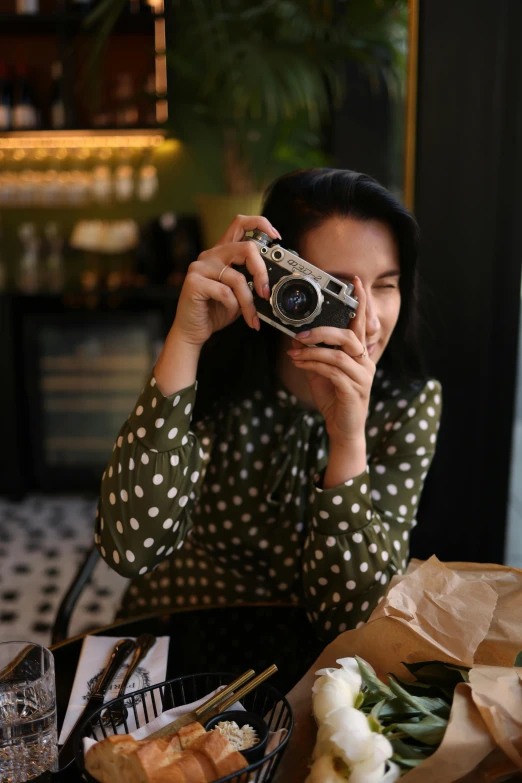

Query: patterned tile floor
left=0, top=495, right=128, bottom=647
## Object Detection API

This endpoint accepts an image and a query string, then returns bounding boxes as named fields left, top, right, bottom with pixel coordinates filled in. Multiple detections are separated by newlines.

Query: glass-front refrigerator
left=23, top=310, right=163, bottom=491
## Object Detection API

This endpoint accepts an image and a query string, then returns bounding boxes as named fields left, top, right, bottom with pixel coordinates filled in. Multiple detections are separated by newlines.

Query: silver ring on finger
left=356, top=348, right=367, bottom=359
left=218, top=265, right=228, bottom=283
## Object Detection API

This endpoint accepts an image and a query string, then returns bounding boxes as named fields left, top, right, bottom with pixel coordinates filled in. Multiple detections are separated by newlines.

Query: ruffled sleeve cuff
left=127, top=373, right=197, bottom=452
left=312, top=466, right=375, bottom=535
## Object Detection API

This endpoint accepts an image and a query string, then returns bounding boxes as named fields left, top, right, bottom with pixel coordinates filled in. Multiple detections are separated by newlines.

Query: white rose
left=314, top=657, right=363, bottom=690
left=349, top=757, right=401, bottom=783
left=306, top=754, right=400, bottom=783
left=313, top=706, right=393, bottom=764
left=329, top=707, right=393, bottom=764
left=309, top=657, right=400, bottom=783
left=305, top=754, right=350, bottom=782
left=312, top=658, right=362, bottom=723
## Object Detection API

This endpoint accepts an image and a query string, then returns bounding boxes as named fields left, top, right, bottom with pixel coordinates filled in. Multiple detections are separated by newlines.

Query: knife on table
left=58, top=637, right=135, bottom=768
left=114, top=633, right=156, bottom=696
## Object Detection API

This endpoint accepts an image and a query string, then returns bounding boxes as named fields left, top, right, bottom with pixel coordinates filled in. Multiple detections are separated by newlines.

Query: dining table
left=22, top=599, right=522, bottom=783
left=41, top=602, right=324, bottom=782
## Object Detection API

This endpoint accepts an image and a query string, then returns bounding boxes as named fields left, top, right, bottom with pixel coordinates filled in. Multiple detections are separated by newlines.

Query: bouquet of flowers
left=275, top=557, right=522, bottom=783
left=306, top=655, right=473, bottom=782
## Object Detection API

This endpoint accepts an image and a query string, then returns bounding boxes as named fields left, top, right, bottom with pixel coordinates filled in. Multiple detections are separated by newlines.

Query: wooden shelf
left=0, top=285, right=181, bottom=302
left=0, top=127, right=166, bottom=145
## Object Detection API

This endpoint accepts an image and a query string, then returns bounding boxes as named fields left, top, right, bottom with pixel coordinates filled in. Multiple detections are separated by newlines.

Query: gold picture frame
left=403, top=0, right=419, bottom=210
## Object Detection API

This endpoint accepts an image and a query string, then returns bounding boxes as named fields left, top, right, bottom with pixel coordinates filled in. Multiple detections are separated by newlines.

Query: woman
left=95, top=168, right=441, bottom=641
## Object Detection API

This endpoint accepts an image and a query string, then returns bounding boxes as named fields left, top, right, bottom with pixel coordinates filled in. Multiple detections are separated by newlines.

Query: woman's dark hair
left=193, top=168, right=425, bottom=422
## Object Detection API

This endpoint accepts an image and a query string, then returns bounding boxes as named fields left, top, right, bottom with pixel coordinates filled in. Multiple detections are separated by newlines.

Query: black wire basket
left=75, top=672, right=293, bottom=783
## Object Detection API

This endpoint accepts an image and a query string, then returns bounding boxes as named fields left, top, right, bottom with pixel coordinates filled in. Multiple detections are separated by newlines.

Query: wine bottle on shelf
left=114, top=73, right=138, bottom=127
left=16, top=0, right=39, bottom=14
left=49, top=61, right=66, bottom=129
left=142, top=72, right=157, bottom=127
left=16, top=223, right=40, bottom=294
left=91, top=90, right=111, bottom=128
left=0, top=63, right=12, bottom=132
left=12, top=65, right=40, bottom=130
left=44, top=222, right=65, bottom=293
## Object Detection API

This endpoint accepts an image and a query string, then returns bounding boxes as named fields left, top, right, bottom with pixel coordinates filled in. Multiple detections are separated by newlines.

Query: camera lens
left=277, top=279, right=318, bottom=321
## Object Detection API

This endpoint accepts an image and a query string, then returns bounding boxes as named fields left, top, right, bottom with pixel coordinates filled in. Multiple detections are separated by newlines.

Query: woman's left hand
left=287, top=276, right=375, bottom=447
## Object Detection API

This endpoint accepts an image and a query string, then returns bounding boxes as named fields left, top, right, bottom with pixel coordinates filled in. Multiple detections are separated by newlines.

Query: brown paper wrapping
left=274, top=556, right=522, bottom=783
left=399, top=560, right=522, bottom=668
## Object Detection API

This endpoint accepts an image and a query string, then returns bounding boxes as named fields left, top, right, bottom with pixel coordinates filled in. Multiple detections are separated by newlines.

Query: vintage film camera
left=237, top=229, right=359, bottom=338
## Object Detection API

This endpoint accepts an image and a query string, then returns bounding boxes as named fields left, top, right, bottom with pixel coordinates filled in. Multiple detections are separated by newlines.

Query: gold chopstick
left=206, top=664, right=278, bottom=716
left=147, top=668, right=256, bottom=739
left=193, top=669, right=256, bottom=718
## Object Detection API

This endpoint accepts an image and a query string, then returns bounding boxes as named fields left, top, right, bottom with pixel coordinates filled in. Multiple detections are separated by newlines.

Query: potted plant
left=87, top=0, right=406, bottom=245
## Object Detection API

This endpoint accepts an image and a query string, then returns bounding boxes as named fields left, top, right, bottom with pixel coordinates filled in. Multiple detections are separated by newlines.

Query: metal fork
left=101, top=633, right=157, bottom=728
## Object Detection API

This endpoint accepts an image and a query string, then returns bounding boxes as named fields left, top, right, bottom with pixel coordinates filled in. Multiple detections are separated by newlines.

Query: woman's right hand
left=171, top=214, right=282, bottom=348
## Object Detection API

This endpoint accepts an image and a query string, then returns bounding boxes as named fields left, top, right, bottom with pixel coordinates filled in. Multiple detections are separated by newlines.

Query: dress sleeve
left=95, top=374, right=213, bottom=578
left=302, top=379, right=442, bottom=640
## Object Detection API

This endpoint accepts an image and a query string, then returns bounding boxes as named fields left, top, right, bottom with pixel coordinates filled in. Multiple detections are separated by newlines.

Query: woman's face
left=299, top=216, right=401, bottom=364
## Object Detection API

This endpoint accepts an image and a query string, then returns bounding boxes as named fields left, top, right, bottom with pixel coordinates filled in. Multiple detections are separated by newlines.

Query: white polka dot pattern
left=96, top=372, right=441, bottom=641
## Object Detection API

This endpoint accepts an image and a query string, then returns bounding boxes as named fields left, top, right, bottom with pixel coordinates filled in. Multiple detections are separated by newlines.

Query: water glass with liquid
left=0, top=641, right=57, bottom=783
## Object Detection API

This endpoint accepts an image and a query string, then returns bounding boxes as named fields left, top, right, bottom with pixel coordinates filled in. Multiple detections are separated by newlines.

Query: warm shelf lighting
left=155, top=55, right=167, bottom=96
left=154, top=18, right=166, bottom=52
left=0, top=130, right=166, bottom=150
left=156, top=100, right=168, bottom=124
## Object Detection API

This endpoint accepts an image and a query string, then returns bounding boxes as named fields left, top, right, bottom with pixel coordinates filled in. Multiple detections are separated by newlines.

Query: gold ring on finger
left=218, top=265, right=228, bottom=283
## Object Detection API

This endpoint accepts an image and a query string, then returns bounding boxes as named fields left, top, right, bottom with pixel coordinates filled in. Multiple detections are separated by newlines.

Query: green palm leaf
left=80, top=0, right=407, bottom=191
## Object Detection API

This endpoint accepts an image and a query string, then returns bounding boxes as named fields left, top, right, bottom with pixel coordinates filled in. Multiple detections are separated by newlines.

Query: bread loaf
left=177, top=721, right=207, bottom=749
left=85, top=721, right=248, bottom=783
left=85, top=735, right=182, bottom=783
left=129, top=737, right=184, bottom=779
left=149, top=749, right=216, bottom=783
left=84, top=735, right=140, bottom=783
left=191, top=731, right=248, bottom=779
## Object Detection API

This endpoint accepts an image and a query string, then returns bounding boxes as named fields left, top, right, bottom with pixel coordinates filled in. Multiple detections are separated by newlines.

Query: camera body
left=237, top=230, right=359, bottom=338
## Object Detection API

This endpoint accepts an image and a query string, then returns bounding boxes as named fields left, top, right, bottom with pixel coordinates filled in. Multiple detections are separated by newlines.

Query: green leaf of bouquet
left=367, top=715, right=383, bottom=734
left=394, top=758, right=427, bottom=769
left=393, top=691, right=450, bottom=719
left=353, top=691, right=365, bottom=710
left=514, top=651, right=522, bottom=667
left=356, top=656, right=393, bottom=697
left=360, top=693, right=382, bottom=710
left=388, top=677, right=450, bottom=717
left=391, top=739, right=432, bottom=759
left=395, top=715, right=448, bottom=746
left=403, top=661, right=470, bottom=687
left=377, top=699, right=431, bottom=721
left=391, top=675, right=451, bottom=702
left=444, top=663, right=470, bottom=683
left=370, top=699, right=385, bottom=720
left=383, top=730, right=409, bottom=740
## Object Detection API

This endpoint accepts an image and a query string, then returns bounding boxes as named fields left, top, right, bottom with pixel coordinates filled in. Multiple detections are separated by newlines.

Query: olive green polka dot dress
left=95, top=369, right=442, bottom=641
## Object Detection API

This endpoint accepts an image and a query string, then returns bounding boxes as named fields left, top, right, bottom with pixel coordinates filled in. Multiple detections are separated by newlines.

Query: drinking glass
left=0, top=641, right=57, bottom=783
